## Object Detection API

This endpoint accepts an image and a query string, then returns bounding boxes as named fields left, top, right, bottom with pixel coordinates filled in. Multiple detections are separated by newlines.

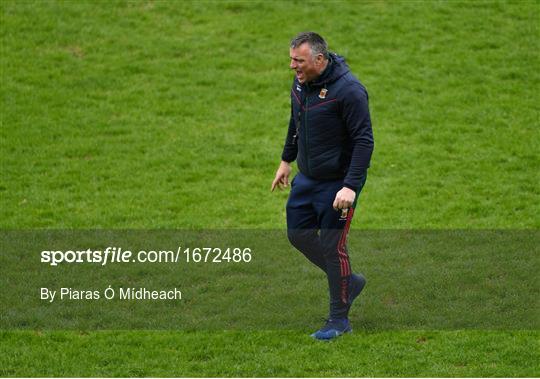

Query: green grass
left=1, top=330, right=538, bottom=377
left=1, top=0, right=538, bottom=229
left=1, top=0, right=539, bottom=377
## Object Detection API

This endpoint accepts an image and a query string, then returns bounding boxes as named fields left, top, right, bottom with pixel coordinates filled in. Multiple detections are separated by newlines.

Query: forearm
left=342, top=84, right=374, bottom=191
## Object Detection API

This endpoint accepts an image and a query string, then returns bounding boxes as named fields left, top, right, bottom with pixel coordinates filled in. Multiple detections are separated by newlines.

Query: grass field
left=1, top=330, right=537, bottom=377
left=1, top=0, right=539, bottom=377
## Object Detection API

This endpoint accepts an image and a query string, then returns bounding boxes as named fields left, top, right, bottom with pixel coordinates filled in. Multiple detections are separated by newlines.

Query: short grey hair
left=290, top=31, right=329, bottom=59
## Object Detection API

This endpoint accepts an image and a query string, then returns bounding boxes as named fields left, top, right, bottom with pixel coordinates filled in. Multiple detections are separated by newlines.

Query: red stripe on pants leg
left=340, top=278, right=348, bottom=305
left=337, top=208, right=355, bottom=303
left=338, top=208, right=354, bottom=275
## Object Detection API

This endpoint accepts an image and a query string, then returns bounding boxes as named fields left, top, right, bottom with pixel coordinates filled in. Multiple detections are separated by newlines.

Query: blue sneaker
left=348, top=273, right=366, bottom=307
left=311, top=318, right=352, bottom=340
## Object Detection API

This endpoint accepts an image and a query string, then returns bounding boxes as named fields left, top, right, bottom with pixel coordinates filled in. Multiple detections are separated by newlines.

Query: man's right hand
left=271, top=161, right=292, bottom=191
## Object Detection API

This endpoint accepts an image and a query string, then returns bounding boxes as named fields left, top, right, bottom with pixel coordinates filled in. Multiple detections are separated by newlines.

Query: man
left=271, top=32, right=374, bottom=340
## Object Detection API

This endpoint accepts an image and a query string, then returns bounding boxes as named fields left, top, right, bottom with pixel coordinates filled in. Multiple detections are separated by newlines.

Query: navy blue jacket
left=281, top=53, right=374, bottom=191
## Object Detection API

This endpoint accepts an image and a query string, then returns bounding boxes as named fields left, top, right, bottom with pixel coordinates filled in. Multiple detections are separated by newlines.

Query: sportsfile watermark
left=41, top=246, right=253, bottom=266
left=1, top=230, right=538, bottom=330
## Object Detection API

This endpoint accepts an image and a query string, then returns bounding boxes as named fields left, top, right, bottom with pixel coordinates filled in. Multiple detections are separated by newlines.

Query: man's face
left=289, top=43, right=324, bottom=84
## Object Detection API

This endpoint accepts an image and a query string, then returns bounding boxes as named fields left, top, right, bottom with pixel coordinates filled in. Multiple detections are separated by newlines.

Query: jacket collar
left=309, top=53, right=350, bottom=87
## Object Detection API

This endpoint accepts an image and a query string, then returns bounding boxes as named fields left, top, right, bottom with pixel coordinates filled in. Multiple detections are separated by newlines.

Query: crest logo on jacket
left=319, top=88, right=328, bottom=99
left=296, top=85, right=302, bottom=92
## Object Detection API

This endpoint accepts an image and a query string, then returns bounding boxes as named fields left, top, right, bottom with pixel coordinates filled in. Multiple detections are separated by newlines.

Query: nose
left=290, top=59, right=296, bottom=69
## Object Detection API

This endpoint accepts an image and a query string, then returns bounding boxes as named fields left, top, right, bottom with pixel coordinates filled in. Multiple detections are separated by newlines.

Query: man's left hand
left=333, top=187, right=356, bottom=210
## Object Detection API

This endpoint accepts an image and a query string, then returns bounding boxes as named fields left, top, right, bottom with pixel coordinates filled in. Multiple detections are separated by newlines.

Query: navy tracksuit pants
left=286, top=171, right=366, bottom=319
